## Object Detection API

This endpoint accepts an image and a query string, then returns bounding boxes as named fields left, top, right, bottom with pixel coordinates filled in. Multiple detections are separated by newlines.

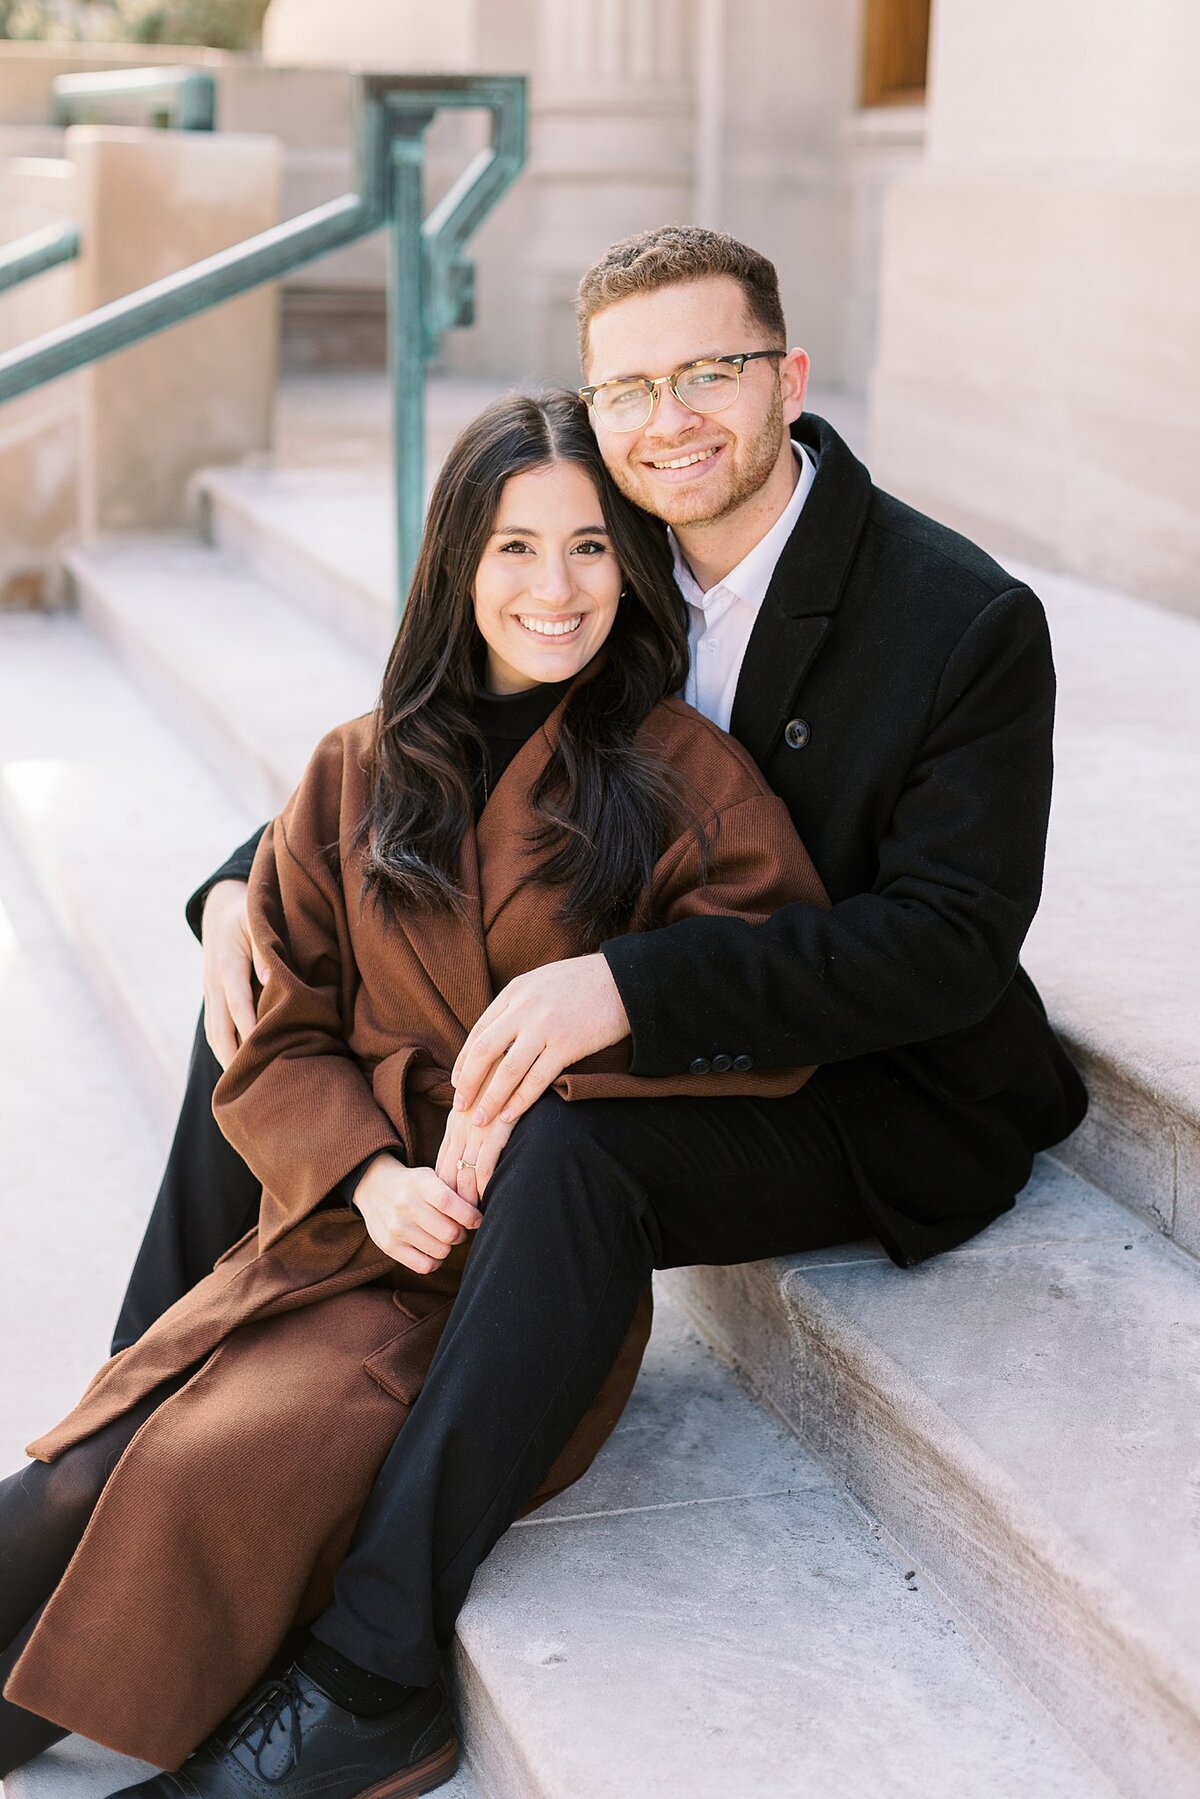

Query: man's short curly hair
left=576, top=225, right=787, bottom=366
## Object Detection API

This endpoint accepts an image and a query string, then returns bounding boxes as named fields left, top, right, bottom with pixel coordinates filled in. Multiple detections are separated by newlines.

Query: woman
left=0, top=393, right=826, bottom=1787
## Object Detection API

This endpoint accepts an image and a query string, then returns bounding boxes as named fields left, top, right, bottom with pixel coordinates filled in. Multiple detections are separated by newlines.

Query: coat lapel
left=389, top=813, right=493, bottom=1040
left=729, top=414, right=873, bottom=770
left=476, top=709, right=560, bottom=937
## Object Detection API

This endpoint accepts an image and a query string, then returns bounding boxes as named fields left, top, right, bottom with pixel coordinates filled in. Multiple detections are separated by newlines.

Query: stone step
left=663, top=1154, right=1200, bottom=1799
left=66, top=535, right=380, bottom=819
left=452, top=1295, right=1111, bottom=1799
left=1017, top=559, right=1200, bottom=1258
left=197, top=463, right=396, bottom=662
left=0, top=614, right=258, bottom=1132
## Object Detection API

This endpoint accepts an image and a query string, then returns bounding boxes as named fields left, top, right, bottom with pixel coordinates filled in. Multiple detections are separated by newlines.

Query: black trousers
left=103, top=1015, right=872, bottom=1693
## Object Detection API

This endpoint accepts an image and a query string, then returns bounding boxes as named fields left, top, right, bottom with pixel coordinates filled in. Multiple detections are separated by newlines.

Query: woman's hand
left=435, top=1095, right=514, bottom=1210
left=201, top=879, right=269, bottom=1069
left=351, top=1153, right=483, bottom=1274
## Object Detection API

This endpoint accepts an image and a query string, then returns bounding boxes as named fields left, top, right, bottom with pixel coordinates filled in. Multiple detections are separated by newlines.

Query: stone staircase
left=1, top=387, right=1197, bottom=1798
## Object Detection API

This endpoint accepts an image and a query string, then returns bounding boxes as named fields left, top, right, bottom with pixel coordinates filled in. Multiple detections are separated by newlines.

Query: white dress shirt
left=671, top=444, right=816, bottom=732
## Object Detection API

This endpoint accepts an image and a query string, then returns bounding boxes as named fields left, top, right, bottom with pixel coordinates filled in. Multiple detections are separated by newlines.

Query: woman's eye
left=574, top=540, right=607, bottom=556
left=497, top=539, right=531, bottom=553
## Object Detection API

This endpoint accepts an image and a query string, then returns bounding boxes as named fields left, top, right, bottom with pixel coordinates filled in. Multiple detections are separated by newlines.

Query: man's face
left=582, top=275, right=809, bottom=530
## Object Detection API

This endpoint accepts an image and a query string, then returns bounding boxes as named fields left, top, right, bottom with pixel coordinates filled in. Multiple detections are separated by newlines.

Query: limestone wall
left=869, top=0, right=1200, bottom=618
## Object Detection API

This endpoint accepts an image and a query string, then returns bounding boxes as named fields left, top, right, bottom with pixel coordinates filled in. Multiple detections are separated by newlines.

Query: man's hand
left=201, top=879, right=268, bottom=1070
left=351, top=1153, right=482, bottom=1274
left=434, top=1099, right=514, bottom=1210
left=451, top=953, right=630, bottom=1128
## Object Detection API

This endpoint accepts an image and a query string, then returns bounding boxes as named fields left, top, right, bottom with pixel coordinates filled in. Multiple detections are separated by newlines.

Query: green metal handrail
left=0, top=72, right=528, bottom=606
left=0, top=220, right=81, bottom=295
left=52, top=66, right=217, bottom=131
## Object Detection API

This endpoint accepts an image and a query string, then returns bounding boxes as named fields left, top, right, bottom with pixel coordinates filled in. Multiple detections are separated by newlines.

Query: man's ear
left=780, top=347, right=810, bottom=425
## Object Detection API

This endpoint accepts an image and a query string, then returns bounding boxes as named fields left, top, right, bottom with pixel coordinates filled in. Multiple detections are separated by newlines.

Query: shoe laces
left=221, top=1670, right=310, bottom=1782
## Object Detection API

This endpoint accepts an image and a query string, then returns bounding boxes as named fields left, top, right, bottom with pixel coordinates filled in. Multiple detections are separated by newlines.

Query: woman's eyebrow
left=491, top=524, right=609, bottom=536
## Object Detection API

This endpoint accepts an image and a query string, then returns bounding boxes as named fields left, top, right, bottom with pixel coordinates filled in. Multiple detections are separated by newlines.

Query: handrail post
left=388, top=128, right=433, bottom=617
left=362, top=75, right=527, bottom=610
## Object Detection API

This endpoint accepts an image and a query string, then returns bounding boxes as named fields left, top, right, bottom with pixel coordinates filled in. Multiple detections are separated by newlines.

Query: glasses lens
left=593, top=380, right=654, bottom=430
left=675, top=361, right=741, bottom=413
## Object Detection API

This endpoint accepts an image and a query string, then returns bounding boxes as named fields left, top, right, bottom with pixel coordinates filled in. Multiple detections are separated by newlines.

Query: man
left=104, top=226, right=1083, bottom=1797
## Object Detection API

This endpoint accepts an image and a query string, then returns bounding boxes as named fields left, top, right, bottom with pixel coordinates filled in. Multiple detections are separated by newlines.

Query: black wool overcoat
left=602, top=413, right=1087, bottom=1265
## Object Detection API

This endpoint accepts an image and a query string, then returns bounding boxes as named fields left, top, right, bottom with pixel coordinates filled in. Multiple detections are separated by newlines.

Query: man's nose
left=643, top=382, right=701, bottom=440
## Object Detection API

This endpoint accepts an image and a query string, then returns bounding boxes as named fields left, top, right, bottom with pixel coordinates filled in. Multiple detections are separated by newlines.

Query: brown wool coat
left=6, top=695, right=827, bottom=1769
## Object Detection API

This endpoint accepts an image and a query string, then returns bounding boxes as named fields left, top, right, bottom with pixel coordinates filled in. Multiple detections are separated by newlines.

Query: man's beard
left=610, top=381, right=786, bottom=528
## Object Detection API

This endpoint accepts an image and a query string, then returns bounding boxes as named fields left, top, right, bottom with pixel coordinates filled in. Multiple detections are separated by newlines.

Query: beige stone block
left=0, top=146, right=81, bottom=603
left=263, top=0, right=480, bottom=70
left=870, top=165, right=1200, bottom=617
left=69, top=126, right=283, bottom=533
left=0, top=40, right=223, bottom=129
left=928, top=0, right=1200, bottom=162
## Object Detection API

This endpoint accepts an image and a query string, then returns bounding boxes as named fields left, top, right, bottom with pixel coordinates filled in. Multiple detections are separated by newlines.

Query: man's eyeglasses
left=579, top=350, right=786, bottom=433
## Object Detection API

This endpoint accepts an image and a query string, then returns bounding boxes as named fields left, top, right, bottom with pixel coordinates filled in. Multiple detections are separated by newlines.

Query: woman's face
left=473, top=461, right=624, bottom=694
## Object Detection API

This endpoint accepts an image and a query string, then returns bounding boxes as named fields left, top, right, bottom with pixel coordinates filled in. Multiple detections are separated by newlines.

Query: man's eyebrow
left=597, top=354, right=720, bottom=383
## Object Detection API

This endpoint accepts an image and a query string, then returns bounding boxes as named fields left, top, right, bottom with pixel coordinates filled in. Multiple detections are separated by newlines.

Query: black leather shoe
left=110, top=1665, right=459, bottom=1799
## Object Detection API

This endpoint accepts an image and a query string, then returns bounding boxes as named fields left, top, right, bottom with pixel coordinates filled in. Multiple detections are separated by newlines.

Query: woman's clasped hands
left=350, top=1057, right=514, bottom=1274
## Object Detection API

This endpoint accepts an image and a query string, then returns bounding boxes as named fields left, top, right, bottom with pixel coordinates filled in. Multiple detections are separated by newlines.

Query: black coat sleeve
left=602, top=586, right=1056, bottom=1074
left=184, top=825, right=269, bottom=944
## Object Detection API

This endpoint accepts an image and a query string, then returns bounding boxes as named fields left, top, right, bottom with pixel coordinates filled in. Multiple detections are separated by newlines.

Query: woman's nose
left=531, top=557, right=574, bottom=602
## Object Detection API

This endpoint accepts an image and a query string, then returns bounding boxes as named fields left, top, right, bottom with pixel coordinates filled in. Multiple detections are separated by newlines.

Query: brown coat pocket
left=362, top=1291, right=455, bottom=1405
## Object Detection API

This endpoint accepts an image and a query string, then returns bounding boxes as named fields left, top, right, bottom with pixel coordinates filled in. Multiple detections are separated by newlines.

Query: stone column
left=868, top=0, right=1200, bottom=616
left=504, top=0, right=698, bottom=382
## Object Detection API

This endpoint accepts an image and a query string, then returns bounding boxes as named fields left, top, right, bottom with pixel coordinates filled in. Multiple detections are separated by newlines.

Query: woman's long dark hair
left=361, top=390, right=695, bottom=948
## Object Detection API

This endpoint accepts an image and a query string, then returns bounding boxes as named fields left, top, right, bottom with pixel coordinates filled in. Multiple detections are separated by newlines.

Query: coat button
left=689, top=1057, right=712, bottom=1075
left=711, top=1053, right=733, bottom=1072
left=784, top=718, right=810, bottom=750
left=733, top=1053, right=754, bottom=1072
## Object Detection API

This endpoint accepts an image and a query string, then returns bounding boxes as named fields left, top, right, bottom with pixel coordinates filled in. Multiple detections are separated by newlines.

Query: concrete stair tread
left=666, top=1153, right=1200, bottom=1796
left=455, top=1297, right=1107, bottom=1799
left=67, top=533, right=380, bottom=817
left=198, top=464, right=396, bottom=658
left=0, top=613, right=257, bottom=1126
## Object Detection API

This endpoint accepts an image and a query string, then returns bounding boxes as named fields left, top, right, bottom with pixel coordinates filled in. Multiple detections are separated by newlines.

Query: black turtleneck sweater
left=469, top=676, right=573, bottom=817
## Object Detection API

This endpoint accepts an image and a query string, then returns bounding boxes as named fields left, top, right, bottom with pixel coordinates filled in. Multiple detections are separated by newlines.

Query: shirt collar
left=669, top=442, right=816, bottom=612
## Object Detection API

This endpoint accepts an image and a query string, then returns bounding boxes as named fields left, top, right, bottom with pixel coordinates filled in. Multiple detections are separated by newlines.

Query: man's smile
left=641, top=443, right=727, bottom=481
